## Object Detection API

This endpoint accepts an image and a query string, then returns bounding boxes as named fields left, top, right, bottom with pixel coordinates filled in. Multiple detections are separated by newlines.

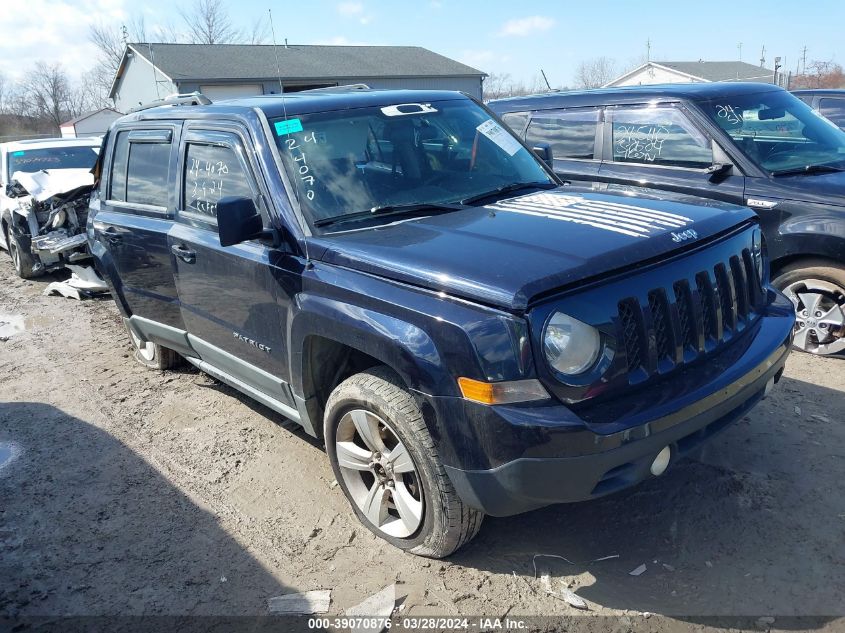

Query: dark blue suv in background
left=89, top=89, right=794, bottom=557
left=490, top=83, right=845, bottom=356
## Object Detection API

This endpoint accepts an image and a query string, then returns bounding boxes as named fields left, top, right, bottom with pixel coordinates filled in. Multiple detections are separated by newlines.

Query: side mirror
left=705, top=162, right=733, bottom=180
left=532, top=142, right=554, bottom=168
left=217, top=196, right=265, bottom=248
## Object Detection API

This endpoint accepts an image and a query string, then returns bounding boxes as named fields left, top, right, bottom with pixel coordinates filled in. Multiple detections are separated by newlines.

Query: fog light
left=650, top=446, right=671, bottom=476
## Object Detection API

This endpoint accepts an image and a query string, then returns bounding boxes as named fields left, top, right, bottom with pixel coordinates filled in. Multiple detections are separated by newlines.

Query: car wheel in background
left=324, top=365, right=484, bottom=558
left=125, top=320, right=182, bottom=370
left=773, top=260, right=845, bottom=356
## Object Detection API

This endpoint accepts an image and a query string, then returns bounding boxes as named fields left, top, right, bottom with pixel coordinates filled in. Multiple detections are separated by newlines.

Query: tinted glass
left=126, top=142, right=170, bottom=207
left=184, top=143, right=254, bottom=218
left=8, top=145, right=98, bottom=178
left=819, top=98, right=845, bottom=130
left=270, top=98, right=553, bottom=229
left=526, top=108, right=600, bottom=160
left=500, top=111, right=529, bottom=135
left=109, top=132, right=129, bottom=201
left=700, top=90, right=845, bottom=173
left=612, top=106, right=713, bottom=168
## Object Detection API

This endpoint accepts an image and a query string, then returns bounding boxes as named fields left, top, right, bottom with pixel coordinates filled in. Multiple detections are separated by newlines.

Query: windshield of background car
left=270, top=98, right=553, bottom=228
left=7, top=145, right=99, bottom=179
left=699, top=90, right=845, bottom=173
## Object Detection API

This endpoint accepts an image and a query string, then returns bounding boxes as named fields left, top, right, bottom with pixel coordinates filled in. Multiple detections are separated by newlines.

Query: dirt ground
left=1, top=261, right=843, bottom=633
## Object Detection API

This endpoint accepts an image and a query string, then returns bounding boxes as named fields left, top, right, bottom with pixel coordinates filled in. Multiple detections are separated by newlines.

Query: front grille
left=617, top=247, right=762, bottom=378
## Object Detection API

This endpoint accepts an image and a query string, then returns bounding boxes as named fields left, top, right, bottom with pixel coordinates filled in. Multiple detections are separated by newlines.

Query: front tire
left=324, top=366, right=484, bottom=558
left=125, top=320, right=181, bottom=369
left=8, top=230, right=40, bottom=279
left=773, top=260, right=845, bottom=356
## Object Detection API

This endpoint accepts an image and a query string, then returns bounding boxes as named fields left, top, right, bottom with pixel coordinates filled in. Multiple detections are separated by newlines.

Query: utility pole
left=760, top=45, right=766, bottom=68
left=738, top=42, right=743, bottom=62
left=801, top=45, right=807, bottom=74
left=646, top=38, right=651, bottom=62
left=773, top=56, right=782, bottom=85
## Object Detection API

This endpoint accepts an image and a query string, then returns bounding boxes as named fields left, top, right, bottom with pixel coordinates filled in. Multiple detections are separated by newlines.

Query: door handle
left=102, top=227, right=122, bottom=243
left=171, top=243, right=196, bottom=264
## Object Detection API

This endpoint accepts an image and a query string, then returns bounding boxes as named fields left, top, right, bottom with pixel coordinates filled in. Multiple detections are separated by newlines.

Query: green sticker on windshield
left=274, top=118, right=303, bottom=135
left=12, top=151, right=24, bottom=156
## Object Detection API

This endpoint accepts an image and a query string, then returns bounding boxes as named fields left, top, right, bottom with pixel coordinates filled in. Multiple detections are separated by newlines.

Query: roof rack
left=130, top=91, right=212, bottom=113
left=300, top=83, right=371, bottom=94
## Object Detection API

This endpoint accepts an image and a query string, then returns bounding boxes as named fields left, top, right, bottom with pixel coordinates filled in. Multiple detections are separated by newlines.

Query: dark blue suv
left=489, top=83, right=845, bottom=356
left=89, top=89, right=794, bottom=557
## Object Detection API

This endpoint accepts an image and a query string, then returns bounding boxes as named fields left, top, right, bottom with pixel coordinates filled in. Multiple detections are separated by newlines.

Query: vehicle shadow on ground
left=0, top=401, right=300, bottom=623
left=451, top=376, right=845, bottom=625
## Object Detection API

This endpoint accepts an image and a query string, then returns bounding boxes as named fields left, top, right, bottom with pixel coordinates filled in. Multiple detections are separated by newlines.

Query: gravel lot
left=1, top=262, right=843, bottom=632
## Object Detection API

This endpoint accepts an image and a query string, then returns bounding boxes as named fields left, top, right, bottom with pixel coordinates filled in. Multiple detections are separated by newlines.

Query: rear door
left=597, top=103, right=747, bottom=205
left=92, top=124, right=186, bottom=332
left=168, top=123, right=299, bottom=409
left=523, top=107, right=603, bottom=182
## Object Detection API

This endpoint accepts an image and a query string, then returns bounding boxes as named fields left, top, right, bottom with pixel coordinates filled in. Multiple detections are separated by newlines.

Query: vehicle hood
left=310, top=188, right=756, bottom=311
left=765, top=170, right=845, bottom=207
left=10, top=169, right=94, bottom=202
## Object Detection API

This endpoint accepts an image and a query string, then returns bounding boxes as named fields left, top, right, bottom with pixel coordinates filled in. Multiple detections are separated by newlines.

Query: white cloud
left=337, top=2, right=364, bottom=15
left=497, top=15, right=555, bottom=37
left=0, top=0, right=127, bottom=80
left=459, top=49, right=495, bottom=67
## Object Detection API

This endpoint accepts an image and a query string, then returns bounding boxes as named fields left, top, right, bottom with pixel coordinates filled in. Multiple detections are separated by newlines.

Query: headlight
left=543, top=312, right=601, bottom=375
left=51, top=209, right=67, bottom=229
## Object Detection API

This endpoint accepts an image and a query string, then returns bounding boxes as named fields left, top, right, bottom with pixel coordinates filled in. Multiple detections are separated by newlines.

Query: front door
left=168, top=124, right=300, bottom=408
left=597, top=103, right=747, bottom=205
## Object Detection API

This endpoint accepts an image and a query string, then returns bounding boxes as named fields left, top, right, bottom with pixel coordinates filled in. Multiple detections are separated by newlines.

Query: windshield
left=699, top=90, right=845, bottom=174
left=7, top=145, right=99, bottom=180
left=270, top=98, right=554, bottom=229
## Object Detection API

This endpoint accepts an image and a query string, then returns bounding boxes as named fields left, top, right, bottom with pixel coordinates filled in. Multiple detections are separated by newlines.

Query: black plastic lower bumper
left=439, top=302, right=793, bottom=517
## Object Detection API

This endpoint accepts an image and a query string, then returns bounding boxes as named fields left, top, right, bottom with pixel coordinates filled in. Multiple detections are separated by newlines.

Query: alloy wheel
left=782, top=278, right=845, bottom=355
left=335, top=409, right=424, bottom=538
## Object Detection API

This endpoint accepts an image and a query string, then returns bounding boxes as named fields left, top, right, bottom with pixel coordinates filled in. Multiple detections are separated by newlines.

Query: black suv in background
left=490, top=83, right=845, bottom=356
left=793, top=89, right=845, bottom=130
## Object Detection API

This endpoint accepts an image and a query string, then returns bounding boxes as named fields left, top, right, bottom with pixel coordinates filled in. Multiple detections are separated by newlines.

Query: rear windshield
left=270, top=98, right=553, bottom=229
left=7, top=145, right=99, bottom=180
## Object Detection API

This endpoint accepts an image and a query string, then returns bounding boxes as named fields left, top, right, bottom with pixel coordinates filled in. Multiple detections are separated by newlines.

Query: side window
left=126, top=141, right=171, bottom=207
left=184, top=141, right=254, bottom=219
left=819, top=98, right=845, bottom=129
left=109, top=131, right=129, bottom=201
left=500, top=111, right=530, bottom=135
left=525, top=108, right=600, bottom=160
left=611, top=106, right=713, bottom=169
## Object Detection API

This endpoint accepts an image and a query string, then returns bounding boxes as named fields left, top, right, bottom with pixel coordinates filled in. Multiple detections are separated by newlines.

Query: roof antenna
left=268, top=8, right=310, bottom=262
left=540, top=69, right=552, bottom=91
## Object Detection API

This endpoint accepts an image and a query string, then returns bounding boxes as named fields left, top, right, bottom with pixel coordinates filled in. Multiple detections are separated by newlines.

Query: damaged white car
left=0, top=137, right=100, bottom=280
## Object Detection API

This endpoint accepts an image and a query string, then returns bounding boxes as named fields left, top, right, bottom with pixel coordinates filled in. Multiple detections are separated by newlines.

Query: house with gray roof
left=605, top=60, right=784, bottom=88
left=109, top=43, right=485, bottom=112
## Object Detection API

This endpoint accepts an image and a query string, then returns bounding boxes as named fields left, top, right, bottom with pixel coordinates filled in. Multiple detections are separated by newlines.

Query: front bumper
left=434, top=292, right=794, bottom=517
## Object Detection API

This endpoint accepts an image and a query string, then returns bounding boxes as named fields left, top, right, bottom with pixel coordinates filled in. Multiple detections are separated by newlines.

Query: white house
left=605, top=61, right=783, bottom=87
left=59, top=108, right=122, bottom=138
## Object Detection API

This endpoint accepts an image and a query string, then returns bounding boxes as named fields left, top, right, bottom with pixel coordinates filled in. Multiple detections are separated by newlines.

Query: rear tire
left=324, top=366, right=484, bottom=558
left=8, top=230, right=40, bottom=279
left=125, top=320, right=181, bottom=370
left=772, top=260, right=845, bottom=356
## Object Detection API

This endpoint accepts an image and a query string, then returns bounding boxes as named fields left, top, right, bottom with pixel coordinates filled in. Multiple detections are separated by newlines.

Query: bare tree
left=180, top=0, right=241, bottom=44
left=574, top=56, right=618, bottom=89
left=23, top=63, right=75, bottom=129
left=791, top=60, right=845, bottom=89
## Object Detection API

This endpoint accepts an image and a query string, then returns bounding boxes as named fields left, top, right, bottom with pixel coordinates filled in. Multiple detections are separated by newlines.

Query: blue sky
left=1, top=0, right=843, bottom=87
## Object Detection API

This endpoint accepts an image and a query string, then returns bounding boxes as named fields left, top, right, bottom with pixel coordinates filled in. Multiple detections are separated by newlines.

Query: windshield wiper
left=459, top=181, right=557, bottom=206
left=313, top=202, right=465, bottom=229
left=771, top=164, right=845, bottom=177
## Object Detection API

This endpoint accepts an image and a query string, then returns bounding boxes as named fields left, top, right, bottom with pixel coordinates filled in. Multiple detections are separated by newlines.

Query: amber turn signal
left=457, top=377, right=549, bottom=405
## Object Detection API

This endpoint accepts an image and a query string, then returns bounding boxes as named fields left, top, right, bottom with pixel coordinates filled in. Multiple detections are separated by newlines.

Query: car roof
left=487, top=82, right=786, bottom=113
left=0, top=137, right=101, bottom=152
left=791, top=89, right=845, bottom=96
left=123, top=89, right=472, bottom=123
